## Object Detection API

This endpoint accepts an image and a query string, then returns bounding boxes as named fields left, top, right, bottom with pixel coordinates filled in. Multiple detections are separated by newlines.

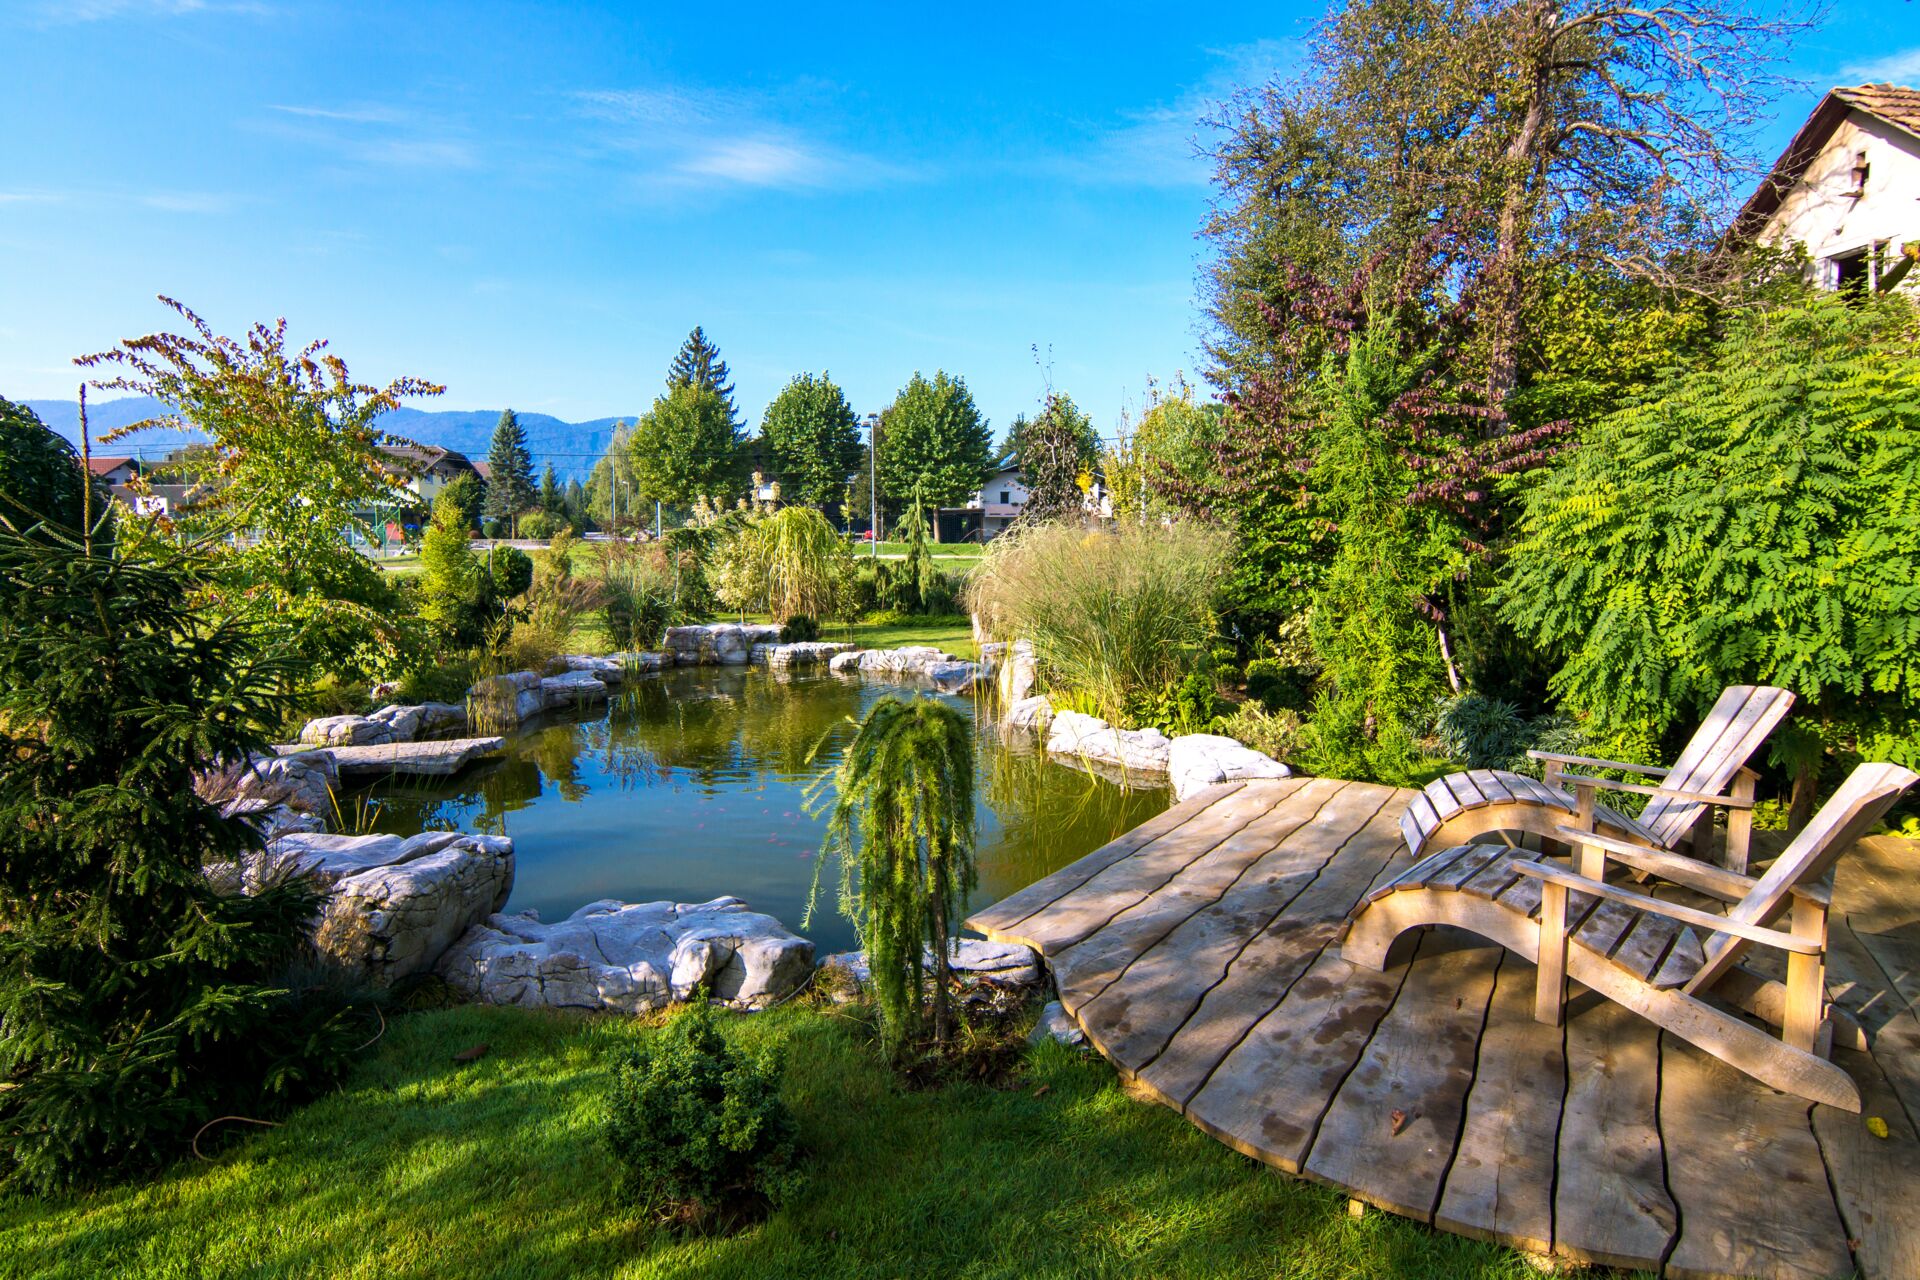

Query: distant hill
left=20, top=397, right=636, bottom=483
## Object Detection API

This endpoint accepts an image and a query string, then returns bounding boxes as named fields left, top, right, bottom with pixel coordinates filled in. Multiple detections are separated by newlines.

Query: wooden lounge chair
left=1345, top=761, right=1916, bottom=1112
left=1400, top=685, right=1795, bottom=873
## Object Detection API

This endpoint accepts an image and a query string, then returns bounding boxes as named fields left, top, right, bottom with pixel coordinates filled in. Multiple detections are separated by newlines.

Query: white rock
left=1030, top=1000, right=1086, bottom=1048
left=323, top=736, right=505, bottom=778
left=1003, top=695, right=1054, bottom=734
left=1167, top=734, right=1291, bottom=801
left=829, top=649, right=868, bottom=674
left=298, top=714, right=393, bottom=747
left=1046, top=711, right=1172, bottom=775
left=436, top=896, right=815, bottom=1012
left=815, top=938, right=1043, bottom=1002
left=539, top=670, right=609, bottom=708
left=997, top=640, right=1037, bottom=705
left=197, top=750, right=339, bottom=819
left=313, top=834, right=515, bottom=986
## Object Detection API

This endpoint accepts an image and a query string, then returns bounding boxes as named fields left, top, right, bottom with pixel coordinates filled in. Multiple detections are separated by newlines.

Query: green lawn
left=866, top=540, right=985, bottom=560
left=0, top=1003, right=1546, bottom=1280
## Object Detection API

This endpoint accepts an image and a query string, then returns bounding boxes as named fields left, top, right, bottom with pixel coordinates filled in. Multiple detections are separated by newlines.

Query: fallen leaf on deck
left=1389, top=1108, right=1408, bottom=1136
left=1866, top=1116, right=1890, bottom=1139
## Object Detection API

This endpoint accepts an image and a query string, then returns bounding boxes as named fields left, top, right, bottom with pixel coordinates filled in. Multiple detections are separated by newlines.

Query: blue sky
left=0, top=1, right=1911, bottom=444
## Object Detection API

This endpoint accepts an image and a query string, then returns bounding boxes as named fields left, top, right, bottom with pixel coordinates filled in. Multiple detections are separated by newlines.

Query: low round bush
left=603, top=1000, right=801, bottom=1221
left=1244, top=657, right=1314, bottom=713
left=779, top=614, right=820, bottom=643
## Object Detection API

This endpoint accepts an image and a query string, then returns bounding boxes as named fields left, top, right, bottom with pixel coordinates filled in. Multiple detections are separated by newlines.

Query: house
left=1734, top=83, right=1920, bottom=294
left=85, top=455, right=142, bottom=486
left=379, top=444, right=481, bottom=505
left=932, top=465, right=1031, bottom=542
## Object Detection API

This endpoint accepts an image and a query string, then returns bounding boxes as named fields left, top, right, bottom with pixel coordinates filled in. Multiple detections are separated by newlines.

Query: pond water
left=360, top=667, right=1170, bottom=954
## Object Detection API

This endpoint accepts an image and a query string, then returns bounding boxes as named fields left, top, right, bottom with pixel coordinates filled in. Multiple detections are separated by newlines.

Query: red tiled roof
left=86, top=455, right=137, bottom=475
left=1734, top=84, right=1920, bottom=236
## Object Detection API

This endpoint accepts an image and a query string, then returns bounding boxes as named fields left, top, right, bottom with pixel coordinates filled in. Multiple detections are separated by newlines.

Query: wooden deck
left=966, top=777, right=1920, bottom=1280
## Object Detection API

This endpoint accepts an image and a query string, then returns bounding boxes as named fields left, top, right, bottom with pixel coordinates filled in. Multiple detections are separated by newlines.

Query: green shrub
left=1429, top=692, right=1529, bottom=771
left=484, top=546, right=534, bottom=601
left=779, top=614, right=820, bottom=642
left=603, top=1000, right=800, bottom=1220
left=1214, top=703, right=1305, bottom=763
left=1244, top=657, right=1314, bottom=712
left=518, top=509, right=562, bottom=540
left=967, top=520, right=1232, bottom=723
left=1125, top=668, right=1226, bottom=736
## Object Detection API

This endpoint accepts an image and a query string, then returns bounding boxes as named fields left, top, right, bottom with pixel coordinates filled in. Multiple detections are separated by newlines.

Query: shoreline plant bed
left=1, top=1003, right=1543, bottom=1280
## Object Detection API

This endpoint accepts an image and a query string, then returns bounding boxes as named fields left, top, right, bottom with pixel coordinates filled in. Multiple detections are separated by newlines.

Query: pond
left=360, top=667, right=1170, bottom=954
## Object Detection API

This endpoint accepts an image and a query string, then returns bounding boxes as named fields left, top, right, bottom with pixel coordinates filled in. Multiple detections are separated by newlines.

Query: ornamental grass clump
left=602, top=999, right=800, bottom=1226
left=967, top=520, right=1231, bottom=724
left=806, top=696, right=977, bottom=1055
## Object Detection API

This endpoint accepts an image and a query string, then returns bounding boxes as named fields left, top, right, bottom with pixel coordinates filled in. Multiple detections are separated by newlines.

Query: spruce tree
left=539, top=463, right=561, bottom=513
left=0, top=530, right=363, bottom=1190
left=482, top=408, right=536, bottom=535
left=667, top=327, right=739, bottom=426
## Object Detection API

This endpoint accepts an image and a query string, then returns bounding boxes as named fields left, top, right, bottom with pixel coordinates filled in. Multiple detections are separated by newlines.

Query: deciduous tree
left=760, top=372, right=863, bottom=510
left=629, top=383, right=744, bottom=510
left=1005, top=393, right=1098, bottom=522
left=876, top=372, right=992, bottom=512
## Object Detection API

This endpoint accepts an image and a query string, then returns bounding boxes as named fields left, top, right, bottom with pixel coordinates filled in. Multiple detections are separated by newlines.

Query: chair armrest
left=1527, top=751, right=1670, bottom=778
left=1557, top=772, right=1755, bottom=809
left=1549, top=825, right=1756, bottom=902
left=1511, top=862, right=1820, bottom=954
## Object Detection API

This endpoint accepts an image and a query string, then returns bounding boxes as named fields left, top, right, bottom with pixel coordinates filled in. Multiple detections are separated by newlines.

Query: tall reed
left=967, top=520, right=1231, bottom=724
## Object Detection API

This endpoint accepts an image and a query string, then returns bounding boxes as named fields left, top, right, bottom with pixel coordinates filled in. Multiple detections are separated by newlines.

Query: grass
left=866, top=540, right=985, bottom=560
left=0, top=1003, right=1547, bottom=1280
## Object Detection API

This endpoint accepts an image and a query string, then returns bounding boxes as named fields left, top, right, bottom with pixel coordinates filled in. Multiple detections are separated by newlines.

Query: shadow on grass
left=3, top=1004, right=1561, bottom=1280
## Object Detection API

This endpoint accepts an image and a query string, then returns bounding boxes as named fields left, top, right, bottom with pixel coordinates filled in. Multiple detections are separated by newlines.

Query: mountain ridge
left=19, top=397, right=634, bottom=483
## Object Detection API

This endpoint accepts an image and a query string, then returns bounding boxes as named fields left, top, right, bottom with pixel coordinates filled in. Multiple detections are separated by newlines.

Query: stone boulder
left=856, top=646, right=985, bottom=692
left=829, top=648, right=869, bottom=674
left=1003, top=695, right=1054, bottom=735
left=298, top=714, right=392, bottom=748
left=817, top=938, right=1043, bottom=1003
left=1167, top=734, right=1291, bottom=801
left=665, top=623, right=782, bottom=666
left=437, top=896, right=814, bottom=1012
left=1047, top=711, right=1172, bottom=775
left=753, top=641, right=854, bottom=670
left=540, top=670, right=608, bottom=706
left=1030, top=1000, right=1086, bottom=1048
left=307, top=833, right=516, bottom=986
left=996, top=640, right=1037, bottom=704
left=197, top=750, right=339, bottom=821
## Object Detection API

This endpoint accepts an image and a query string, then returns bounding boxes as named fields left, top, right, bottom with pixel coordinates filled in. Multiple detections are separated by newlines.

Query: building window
left=999, top=490, right=1009, bottom=505
left=1833, top=250, right=1870, bottom=301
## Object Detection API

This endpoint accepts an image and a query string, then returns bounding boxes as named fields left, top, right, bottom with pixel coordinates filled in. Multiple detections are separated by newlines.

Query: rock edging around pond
left=437, top=896, right=817, bottom=1012
left=1002, top=699, right=1291, bottom=800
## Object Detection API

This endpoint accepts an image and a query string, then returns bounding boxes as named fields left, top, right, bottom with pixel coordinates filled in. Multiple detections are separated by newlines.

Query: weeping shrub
left=806, top=696, right=977, bottom=1054
left=0, top=526, right=364, bottom=1191
left=968, top=520, right=1232, bottom=724
left=715, top=506, right=850, bottom=622
left=602, top=999, right=801, bottom=1222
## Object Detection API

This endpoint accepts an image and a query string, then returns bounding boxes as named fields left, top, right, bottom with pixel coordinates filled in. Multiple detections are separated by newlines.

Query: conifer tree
left=482, top=408, right=536, bottom=535
left=539, top=463, right=561, bottom=513
left=667, top=326, right=739, bottom=427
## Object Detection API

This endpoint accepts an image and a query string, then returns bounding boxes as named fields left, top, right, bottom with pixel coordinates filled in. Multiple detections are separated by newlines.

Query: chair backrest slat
left=1641, top=686, right=1796, bottom=847
left=1686, top=761, right=1917, bottom=993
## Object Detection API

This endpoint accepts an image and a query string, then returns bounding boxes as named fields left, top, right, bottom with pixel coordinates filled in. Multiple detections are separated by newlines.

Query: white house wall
left=1760, top=110, right=1920, bottom=286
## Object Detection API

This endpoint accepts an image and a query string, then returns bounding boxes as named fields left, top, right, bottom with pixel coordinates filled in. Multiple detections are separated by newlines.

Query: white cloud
left=268, top=103, right=408, bottom=125
left=356, top=138, right=477, bottom=170
left=33, top=0, right=268, bottom=22
left=1067, top=37, right=1305, bottom=189
left=570, top=81, right=905, bottom=195
left=1843, top=48, right=1920, bottom=86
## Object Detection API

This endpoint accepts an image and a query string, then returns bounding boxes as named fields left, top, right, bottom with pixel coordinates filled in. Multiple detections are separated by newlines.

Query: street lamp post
left=865, top=411, right=880, bottom=559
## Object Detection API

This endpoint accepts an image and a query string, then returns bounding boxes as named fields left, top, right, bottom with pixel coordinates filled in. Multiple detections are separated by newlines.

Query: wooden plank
left=1302, top=934, right=1502, bottom=1221
left=1434, top=951, right=1567, bottom=1256
left=1177, top=931, right=1414, bottom=1174
left=1459, top=846, right=1537, bottom=900
left=1466, top=768, right=1515, bottom=805
left=1427, top=842, right=1508, bottom=891
left=1826, top=916, right=1920, bottom=1134
left=1128, top=793, right=1408, bottom=1105
left=1834, top=835, right=1920, bottom=940
left=964, top=780, right=1251, bottom=936
left=1444, top=772, right=1488, bottom=811
left=1048, top=778, right=1351, bottom=1010
left=1660, top=1033, right=1854, bottom=1280
left=1364, top=842, right=1472, bottom=903
left=1811, top=1047, right=1920, bottom=1280
left=1570, top=897, right=1638, bottom=958
left=1610, top=910, right=1679, bottom=983
left=988, top=782, right=1281, bottom=954
left=1082, top=785, right=1402, bottom=1076
left=1552, top=996, right=1677, bottom=1270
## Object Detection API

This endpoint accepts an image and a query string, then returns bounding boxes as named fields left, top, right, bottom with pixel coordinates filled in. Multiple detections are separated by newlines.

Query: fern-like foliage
left=1500, top=295, right=1920, bottom=752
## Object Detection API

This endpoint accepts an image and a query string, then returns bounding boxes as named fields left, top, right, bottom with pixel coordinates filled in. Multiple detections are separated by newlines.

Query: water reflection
left=363, top=668, right=1169, bottom=954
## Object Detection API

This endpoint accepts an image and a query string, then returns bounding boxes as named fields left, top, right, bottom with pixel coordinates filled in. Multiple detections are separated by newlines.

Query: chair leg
left=1535, top=881, right=1569, bottom=1026
left=1783, top=895, right=1827, bottom=1053
left=1725, top=767, right=1757, bottom=875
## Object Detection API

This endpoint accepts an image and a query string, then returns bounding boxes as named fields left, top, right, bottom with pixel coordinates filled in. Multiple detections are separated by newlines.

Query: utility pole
left=654, top=499, right=661, bottom=541
left=865, top=411, right=880, bottom=559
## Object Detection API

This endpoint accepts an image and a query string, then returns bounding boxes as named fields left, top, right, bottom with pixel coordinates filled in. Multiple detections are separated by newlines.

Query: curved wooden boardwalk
left=966, top=777, right=1920, bottom=1280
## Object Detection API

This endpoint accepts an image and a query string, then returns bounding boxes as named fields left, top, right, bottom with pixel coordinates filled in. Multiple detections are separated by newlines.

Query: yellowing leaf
left=1867, top=1116, right=1890, bottom=1139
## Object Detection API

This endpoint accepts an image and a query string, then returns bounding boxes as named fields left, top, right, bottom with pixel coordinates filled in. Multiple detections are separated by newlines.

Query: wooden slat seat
left=1347, top=762, right=1919, bottom=1112
left=1360, top=844, right=1708, bottom=988
left=1401, top=685, right=1795, bottom=871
